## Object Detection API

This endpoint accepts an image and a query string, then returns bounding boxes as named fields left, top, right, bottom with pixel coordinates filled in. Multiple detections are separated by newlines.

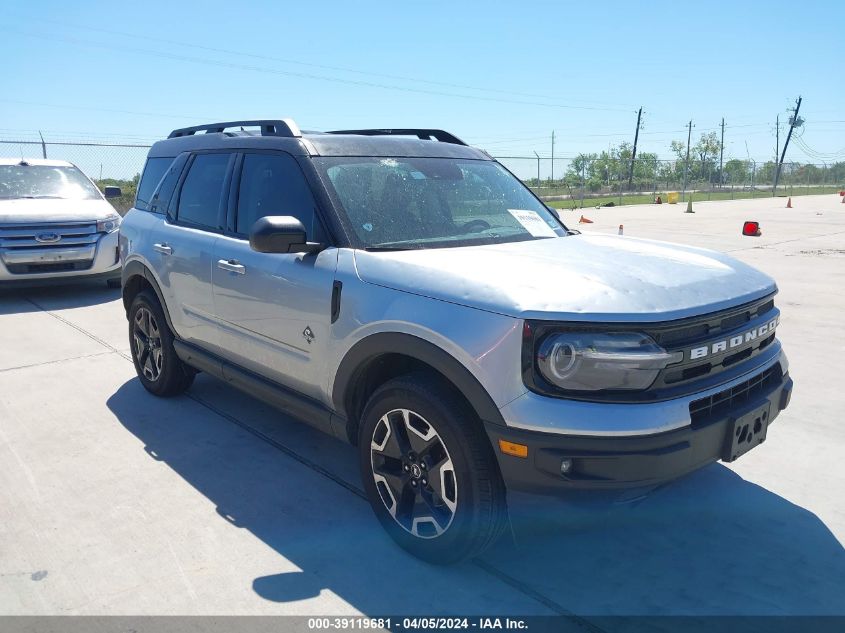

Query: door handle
left=153, top=243, right=172, bottom=255
left=217, top=259, right=245, bottom=274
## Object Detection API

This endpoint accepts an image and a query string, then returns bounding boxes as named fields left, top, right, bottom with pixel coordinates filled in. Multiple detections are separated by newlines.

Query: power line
left=1, top=12, right=639, bottom=111
left=793, top=134, right=845, bottom=160
left=0, top=26, right=634, bottom=114
left=0, top=98, right=218, bottom=121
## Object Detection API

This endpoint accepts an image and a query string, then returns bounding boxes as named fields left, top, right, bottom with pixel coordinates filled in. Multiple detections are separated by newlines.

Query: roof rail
left=326, top=128, right=467, bottom=146
left=167, top=119, right=301, bottom=139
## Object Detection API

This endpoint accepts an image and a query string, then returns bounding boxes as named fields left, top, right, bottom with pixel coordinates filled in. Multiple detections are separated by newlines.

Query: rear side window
left=135, top=157, right=173, bottom=211
left=176, top=153, right=231, bottom=230
left=236, top=153, right=321, bottom=238
left=149, top=154, right=188, bottom=215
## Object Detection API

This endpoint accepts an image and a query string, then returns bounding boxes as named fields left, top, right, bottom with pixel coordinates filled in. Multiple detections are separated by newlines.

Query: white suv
left=0, top=158, right=122, bottom=286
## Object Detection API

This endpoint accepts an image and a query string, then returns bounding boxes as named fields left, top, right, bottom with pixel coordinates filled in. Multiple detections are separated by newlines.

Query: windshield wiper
left=20, top=195, right=64, bottom=199
left=364, top=245, right=417, bottom=252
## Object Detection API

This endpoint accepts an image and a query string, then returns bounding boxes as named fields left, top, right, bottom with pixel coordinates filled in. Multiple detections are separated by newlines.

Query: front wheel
left=128, top=290, right=194, bottom=397
left=358, top=374, right=507, bottom=564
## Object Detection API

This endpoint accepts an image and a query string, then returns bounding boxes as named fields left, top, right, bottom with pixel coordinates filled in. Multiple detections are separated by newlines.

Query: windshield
left=0, top=164, right=102, bottom=200
left=315, top=157, right=566, bottom=249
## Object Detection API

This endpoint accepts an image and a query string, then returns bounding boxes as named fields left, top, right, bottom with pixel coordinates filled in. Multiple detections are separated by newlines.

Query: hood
left=353, top=235, right=777, bottom=322
left=0, top=198, right=118, bottom=224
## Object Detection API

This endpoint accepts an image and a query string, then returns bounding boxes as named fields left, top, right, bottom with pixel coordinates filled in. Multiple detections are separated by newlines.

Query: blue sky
left=1, top=0, right=843, bottom=168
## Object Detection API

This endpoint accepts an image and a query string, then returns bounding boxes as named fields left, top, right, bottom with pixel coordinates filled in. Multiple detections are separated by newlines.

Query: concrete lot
left=1, top=194, right=843, bottom=617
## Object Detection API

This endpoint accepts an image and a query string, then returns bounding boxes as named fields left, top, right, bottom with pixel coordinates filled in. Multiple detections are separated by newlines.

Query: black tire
left=106, top=277, right=122, bottom=289
left=358, top=373, right=507, bottom=564
left=128, top=289, right=194, bottom=397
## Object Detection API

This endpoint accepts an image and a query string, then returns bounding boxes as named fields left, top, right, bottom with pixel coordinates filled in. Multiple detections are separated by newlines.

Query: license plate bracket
left=722, top=401, right=771, bottom=462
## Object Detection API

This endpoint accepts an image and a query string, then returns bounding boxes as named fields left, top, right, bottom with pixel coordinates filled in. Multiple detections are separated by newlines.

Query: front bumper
left=487, top=364, right=793, bottom=494
left=0, top=230, right=120, bottom=283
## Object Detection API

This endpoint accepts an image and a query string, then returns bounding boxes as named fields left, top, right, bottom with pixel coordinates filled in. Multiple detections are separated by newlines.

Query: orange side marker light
left=498, top=439, right=528, bottom=458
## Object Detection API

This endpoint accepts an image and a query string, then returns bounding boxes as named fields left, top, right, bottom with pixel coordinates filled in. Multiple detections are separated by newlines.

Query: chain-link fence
left=499, top=156, right=845, bottom=208
left=0, top=137, right=150, bottom=214
left=3, top=136, right=844, bottom=215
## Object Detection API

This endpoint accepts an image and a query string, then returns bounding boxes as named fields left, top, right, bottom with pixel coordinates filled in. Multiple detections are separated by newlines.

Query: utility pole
left=627, top=106, right=643, bottom=189
left=682, top=120, right=693, bottom=200
left=550, top=130, right=555, bottom=185
left=580, top=160, right=586, bottom=208
left=533, top=151, right=540, bottom=189
left=773, top=96, right=803, bottom=194
left=775, top=114, right=779, bottom=166
left=718, top=118, right=725, bottom=188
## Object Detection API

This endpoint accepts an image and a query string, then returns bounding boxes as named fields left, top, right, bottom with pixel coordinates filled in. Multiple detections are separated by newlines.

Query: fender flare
left=121, top=260, right=176, bottom=333
left=332, top=332, right=505, bottom=428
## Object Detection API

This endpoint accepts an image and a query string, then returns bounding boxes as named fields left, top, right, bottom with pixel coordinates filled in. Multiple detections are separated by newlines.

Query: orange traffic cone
left=786, top=197, right=792, bottom=208
left=579, top=215, right=593, bottom=224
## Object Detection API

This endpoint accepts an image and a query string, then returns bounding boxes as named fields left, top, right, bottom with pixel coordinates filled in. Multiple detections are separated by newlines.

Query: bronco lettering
left=688, top=317, right=779, bottom=361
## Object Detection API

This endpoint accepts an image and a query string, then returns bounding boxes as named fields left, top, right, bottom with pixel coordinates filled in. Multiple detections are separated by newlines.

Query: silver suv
left=120, top=120, right=793, bottom=563
left=0, top=159, right=122, bottom=286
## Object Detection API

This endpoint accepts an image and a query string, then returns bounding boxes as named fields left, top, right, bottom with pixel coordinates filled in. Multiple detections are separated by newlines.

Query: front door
left=212, top=151, right=338, bottom=401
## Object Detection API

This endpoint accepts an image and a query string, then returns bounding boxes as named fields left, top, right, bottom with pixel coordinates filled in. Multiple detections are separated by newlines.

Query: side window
left=135, top=157, right=173, bottom=211
left=236, top=153, right=322, bottom=239
left=150, top=154, right=188, bottom=215
left=176, top=153, right=231, bottom=230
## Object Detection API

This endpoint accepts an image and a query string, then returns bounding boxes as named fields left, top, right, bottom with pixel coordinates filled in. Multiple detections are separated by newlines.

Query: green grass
left=545, top=186, right=843, bottom=210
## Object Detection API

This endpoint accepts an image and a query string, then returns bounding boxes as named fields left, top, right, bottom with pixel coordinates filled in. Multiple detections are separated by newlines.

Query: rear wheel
left=128, top=290, right=194, bottom=397
left=359, top=374, right=507, bottom=564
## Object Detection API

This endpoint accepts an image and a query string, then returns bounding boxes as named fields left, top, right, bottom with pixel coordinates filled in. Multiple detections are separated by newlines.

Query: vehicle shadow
left=0, top=281, right=120, bottom=314
left=105, top=378, right=541, bottom=616
left=107, top=376, right=845, bottom=616
left=501, top=467, right=845, bottom=615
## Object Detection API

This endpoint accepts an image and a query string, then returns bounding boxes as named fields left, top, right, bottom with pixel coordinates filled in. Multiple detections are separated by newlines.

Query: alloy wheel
left=133, top=306, right=164, bottom=382
left=370, top=408, right=458, bottom=539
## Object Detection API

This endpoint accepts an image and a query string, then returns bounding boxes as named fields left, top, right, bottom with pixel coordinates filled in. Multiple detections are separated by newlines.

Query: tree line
left=524, top=133, right=845, bottom=192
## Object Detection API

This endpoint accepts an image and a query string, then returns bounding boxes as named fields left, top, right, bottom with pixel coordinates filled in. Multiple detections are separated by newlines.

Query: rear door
left=153, top=152, right=234, bottom=352
left=212, top=151, right=338, bottom=400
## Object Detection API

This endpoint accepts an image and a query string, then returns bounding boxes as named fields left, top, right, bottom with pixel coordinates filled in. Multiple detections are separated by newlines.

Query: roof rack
left=326, top=128, right=467, bottom=146
left=168, top=119, right=301, bottom=139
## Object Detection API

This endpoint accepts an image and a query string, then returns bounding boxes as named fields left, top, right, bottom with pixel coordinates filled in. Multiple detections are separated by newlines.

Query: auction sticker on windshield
left=508, top=209, right=558, bottom=237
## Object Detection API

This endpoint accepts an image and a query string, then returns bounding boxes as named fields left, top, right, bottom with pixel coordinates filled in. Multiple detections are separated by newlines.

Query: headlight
left=536, top=332, right=681, bottom=392
left=97, top=214, right=121, bottom=233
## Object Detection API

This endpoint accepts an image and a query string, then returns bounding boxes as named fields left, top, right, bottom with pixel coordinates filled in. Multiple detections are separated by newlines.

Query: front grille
left=648, top=295, right=779, bottom=391
left=650, top=297, right=776, bottom=347
left=0, top=221, right=100, bottom=250
left=689, top=363, right=782, bottom=427
left=0, top=221, right=100, bottom=274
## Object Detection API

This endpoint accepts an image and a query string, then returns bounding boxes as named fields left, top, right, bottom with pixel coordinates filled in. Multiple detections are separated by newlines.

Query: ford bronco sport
left=119, top=119, right=793, bottom=563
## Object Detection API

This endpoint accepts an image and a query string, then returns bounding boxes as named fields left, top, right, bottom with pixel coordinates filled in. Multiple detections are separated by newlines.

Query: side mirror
left=249, top=216, right=323, bottom=254
left=104, top=186, right=122, bottom=199
left=546, top=205, right=561, bottom=221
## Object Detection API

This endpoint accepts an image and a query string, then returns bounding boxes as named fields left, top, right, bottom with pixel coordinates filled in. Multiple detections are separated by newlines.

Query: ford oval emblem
left=35, top=233, right=61, bottom=243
